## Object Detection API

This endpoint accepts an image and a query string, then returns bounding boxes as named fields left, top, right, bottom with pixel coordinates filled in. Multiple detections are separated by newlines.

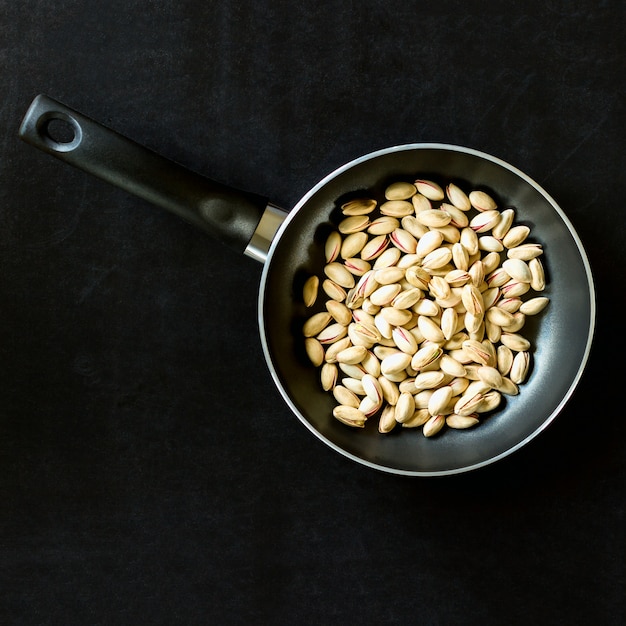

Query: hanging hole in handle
left=36, top=111, right=82, bottom=152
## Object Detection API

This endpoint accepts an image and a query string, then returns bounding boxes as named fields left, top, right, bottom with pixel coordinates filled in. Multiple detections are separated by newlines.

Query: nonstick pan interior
left=260, top=144, right=595, bottom=475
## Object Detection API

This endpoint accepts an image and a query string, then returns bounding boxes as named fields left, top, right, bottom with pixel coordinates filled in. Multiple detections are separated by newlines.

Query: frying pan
left=19, top=94, right=595, bottom=476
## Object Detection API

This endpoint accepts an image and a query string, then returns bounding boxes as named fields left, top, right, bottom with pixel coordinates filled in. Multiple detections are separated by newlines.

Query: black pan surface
left=260, top=144, right=595, bottom=475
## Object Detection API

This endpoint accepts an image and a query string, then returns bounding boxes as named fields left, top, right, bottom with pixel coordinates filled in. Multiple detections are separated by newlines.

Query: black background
left=1, top=1, right=624, bottom=624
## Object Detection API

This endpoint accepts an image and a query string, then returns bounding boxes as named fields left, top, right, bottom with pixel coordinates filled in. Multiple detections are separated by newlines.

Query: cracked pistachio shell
left=360, top=234, right=389, bottom=261
left=502, top=225, right=530, bottom=249
left=529, top=258, right=546, bottom=291
left=325, top=231, right=342, bottom=263
left=411, top=193, right=432, bottom=213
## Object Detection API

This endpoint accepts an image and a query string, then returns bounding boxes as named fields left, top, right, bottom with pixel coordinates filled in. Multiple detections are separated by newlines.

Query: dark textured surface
left=0, top=1, right=624, bottom=624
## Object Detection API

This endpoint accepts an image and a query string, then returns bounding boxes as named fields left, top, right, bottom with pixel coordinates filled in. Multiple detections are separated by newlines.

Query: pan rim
left=258, top=142, right=596, bottom=476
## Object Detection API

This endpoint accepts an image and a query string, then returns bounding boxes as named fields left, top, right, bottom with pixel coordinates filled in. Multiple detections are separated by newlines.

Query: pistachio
left=370, top=284, right=402, bottom=306
left=349, top=321, right=382, bottom=346
left=492, top=208, right=515, bottom=240
left=380, top=306, right=413, bottom=327
left=502, top=258, right=531, bottom=283
left=333, top=405, right=367, bottom=427
left=485, top=306, right=515, bottom=327
left=378, top=376, right=400, bottom=405
left=317, top=322, right=348, bottom=344
left=469, top=189, right=497, bottom=212
left=373, top=247, right=402, bottom=269
left=392, top=326, right=419, bottom=354
left=392, top=288, right=422, bottom=310
left=344, top=257, right=371, bottom=277
left=338, top=214, right=370, bottom=234
left=454, top=391, right=485, bottom=416
left=414, top=230, right=443, bottom=258
left=440, top=354, right=466, bottom=377
left=496, top=376, right=519, bottom=396
left=324, top=262, right=356, bottom=288
left=303, top=275, right=319, bottom=307
left=519, top=296, right=549, bottom=316
left=460, top=226, right=479, bottom=255
left=478, top=236, right=504, bottom=253
left=496, top=345, right=514, bottom=375
left=506, top=243, right=543, bottom=260
left=360, top=234, right=389, bottom=260
left=415, top=179, right=444, bottom=201
left=400, top=215, right=429, bottom=239
left=340, top=232, right=368, bottom=259
left=411, top=193, right=432, bottom=213
left=378, top=404, right=398, bottom=433
left=368, top=216, right=400, bottom=236
left=416, top=209, right=452, bottom=228
left=411, top=344, right=443, bottom=370
left=428, top=386, right=454, bottom=416
left=446, top=182, right=471, bottom=211
left=510, top=351, right=530, bottom=384
left=446, top=414, right=479, bottom=429
left=385, top=181, right=416, bottom=201
left=305, top=338, right=325, bottom=367
left=423, top=414, right=446, bottom=437
left=336, top=345, right=368, bottom=365
left=322, top=279, right=347, bottom=302
left=477, top=365, right=503, bottom=389
left=461, top=284, right=484, bottom=316
left=380, top=200, right=414, bottom=218
left=405, top=265, right=431, bottom=290
left=333, top=385, right=360, bottom=408
left=402, top=408, right=431, bottom=428
left=529, top=257, right=546, bottom=291
left=470, top=209, right=500, bottom=233
left=355, top=270, right=379, bottom=299
left=342, top=377, right=365, bottom=395
left=361, top=374, right=384, bottom=404
left=374, top=266, right=405, bottom=285
left=422, top=246, right=453, bottom=269
left=341, top=198, right=377, bottom=216
left=417, top=315, right=445, bottom=343
left=503, top=225, right=530, bottom=248
left=381, top=351, right=412, bottom=376
left=320, top=363, right=338, bottom=390
left=395, top=391, right=416, bottom=423
left=303, top=312, right=332, bottom=337
left=477, top=390, right=502, bottom=412
left=413, top=370, right=446, bottom=391
left=359, top=395, right=382, bottom=417
left=324, top=337, right=352, bottom=363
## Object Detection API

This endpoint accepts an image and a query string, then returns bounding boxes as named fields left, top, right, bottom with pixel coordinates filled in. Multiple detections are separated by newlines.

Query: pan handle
left=18, top=94, right=285, bottom=261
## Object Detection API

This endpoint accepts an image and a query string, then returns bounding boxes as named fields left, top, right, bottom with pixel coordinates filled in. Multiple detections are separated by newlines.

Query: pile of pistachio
left=302, top=178, right=549, bottom=437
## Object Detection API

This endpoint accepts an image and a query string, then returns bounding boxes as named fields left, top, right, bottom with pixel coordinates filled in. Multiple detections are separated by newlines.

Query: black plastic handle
left=18, top=94, right=270, bottom=254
